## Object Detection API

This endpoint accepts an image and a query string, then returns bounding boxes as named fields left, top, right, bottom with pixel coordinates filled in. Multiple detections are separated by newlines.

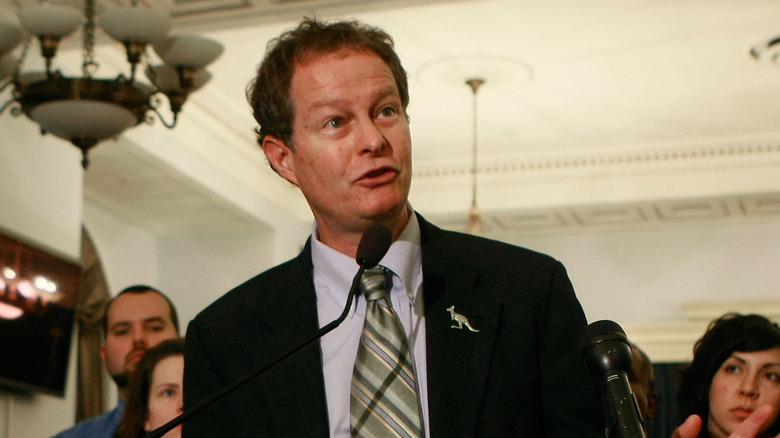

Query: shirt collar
left=310, top=207, right=421, bottom=300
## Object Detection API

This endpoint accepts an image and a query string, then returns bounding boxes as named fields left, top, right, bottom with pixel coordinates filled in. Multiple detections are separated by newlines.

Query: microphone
left=580, top=320, right=646, bottom=438
left=145, top=223, right=393, bottom=438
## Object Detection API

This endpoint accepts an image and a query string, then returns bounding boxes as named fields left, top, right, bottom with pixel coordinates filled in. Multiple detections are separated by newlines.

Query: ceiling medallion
left=416, top=54, right=533, bottom=94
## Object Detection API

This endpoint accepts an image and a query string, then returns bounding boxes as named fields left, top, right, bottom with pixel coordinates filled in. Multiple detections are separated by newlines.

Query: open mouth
left=358, top=166, right=396, bottom=185
left=365, top=168, right=389, bottom=177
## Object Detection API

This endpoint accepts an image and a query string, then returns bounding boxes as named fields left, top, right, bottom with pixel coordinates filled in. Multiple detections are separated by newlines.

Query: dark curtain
left=75, top=226, right=110, bottom=422
left=646, top=362, right=687, bottom=438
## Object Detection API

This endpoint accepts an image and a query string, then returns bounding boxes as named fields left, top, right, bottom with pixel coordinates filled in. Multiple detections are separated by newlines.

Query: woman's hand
left=671, top=405, right=778, bottom=438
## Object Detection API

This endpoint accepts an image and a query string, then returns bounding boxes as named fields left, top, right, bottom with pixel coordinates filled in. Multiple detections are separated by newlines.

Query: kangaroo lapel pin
left=446, top=306, right=480, bottom=332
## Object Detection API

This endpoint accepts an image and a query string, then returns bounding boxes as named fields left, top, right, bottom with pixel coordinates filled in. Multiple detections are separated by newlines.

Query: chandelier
left=0, top=0, right=223, bottom=168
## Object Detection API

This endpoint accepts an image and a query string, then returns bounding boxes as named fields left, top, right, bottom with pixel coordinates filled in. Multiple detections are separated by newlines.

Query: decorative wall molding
left=430, top=192, right=780, bottom=236
left=413, top=139, right=780, bottom=180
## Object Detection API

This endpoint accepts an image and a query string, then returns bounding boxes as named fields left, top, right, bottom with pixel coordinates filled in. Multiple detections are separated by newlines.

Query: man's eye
left=379, top=106, right=397, bottom=117
left=327, top=118, right=344, bottom=128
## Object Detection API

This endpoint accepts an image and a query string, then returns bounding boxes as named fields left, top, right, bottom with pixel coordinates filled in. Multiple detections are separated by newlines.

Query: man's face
left=265, top=49, right=412, bottom=243
left=101, top=291, right=178, bottom=389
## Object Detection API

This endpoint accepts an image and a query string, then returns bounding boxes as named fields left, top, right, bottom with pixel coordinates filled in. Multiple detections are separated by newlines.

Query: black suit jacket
left=183, top=214, right=604, bottom=437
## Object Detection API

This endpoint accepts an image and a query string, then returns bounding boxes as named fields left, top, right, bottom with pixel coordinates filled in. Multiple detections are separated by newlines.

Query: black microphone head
left=355, top=223, right=393, bottom=268
left=580, top=319, right=633, bottom=377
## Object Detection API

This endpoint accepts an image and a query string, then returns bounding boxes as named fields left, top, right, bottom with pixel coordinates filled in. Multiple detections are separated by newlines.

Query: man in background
left=53, top=285, right=179, bottom=438
left=628, top=341, right=658, bottom=432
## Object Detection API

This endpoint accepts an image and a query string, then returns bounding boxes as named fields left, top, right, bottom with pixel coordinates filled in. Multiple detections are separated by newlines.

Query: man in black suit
left=183, top=17, right=604, bottom=437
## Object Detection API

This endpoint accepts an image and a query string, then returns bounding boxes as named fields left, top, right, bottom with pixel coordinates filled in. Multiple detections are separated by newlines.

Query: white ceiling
left=4, top=0, right=780, bottom=236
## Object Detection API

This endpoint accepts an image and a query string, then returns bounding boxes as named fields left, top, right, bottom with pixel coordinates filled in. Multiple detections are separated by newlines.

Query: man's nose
left=131, top=327, right=147, bottom=346
left=357, top=119, right=386, bottom=155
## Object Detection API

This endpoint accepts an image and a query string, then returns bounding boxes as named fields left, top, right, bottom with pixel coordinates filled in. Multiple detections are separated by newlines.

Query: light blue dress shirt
left=311, top=211, right=429, bottom=438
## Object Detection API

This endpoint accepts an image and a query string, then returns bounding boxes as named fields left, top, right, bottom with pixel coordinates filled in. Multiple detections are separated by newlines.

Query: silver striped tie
left=350, top=267, right=423, bottom=438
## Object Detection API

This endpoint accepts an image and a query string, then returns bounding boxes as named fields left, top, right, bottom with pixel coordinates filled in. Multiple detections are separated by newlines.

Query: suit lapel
left=418, top=216, right=503, bottom=437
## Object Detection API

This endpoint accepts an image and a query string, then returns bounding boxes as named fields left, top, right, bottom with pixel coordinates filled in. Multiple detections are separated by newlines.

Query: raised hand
left=671, top=405, right=778, bottom=438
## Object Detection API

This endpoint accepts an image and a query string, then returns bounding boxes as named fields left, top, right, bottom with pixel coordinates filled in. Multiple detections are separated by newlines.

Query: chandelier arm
left=0, top=79, right=12, bottom=94
left=0, top=97, right=18, bottom=115
left=150, top=105, right=178, bottom=129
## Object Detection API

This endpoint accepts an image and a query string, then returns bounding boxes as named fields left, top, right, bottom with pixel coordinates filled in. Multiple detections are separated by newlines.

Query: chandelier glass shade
left=0, top=0, right=223, bottom=168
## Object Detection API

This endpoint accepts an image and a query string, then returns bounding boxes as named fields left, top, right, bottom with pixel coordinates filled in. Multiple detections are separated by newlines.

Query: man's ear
left=100, top=344, right=106, bottom=363
left=646, top=390, right=658, bottom=419
left=262, top=135, right=299, bottom=186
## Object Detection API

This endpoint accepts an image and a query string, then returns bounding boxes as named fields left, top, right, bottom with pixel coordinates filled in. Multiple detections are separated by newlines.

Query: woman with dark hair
left=114, top=338, right=185, bottom=438
left=673, top=313, right=780, bottom=438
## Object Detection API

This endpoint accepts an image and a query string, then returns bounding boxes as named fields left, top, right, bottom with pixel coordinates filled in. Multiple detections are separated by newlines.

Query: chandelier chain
left=82, top=0, right=98, bottom=78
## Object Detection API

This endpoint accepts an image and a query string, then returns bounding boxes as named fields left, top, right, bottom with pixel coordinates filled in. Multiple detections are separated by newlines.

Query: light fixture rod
left=466, top=78, right=484, bottom=209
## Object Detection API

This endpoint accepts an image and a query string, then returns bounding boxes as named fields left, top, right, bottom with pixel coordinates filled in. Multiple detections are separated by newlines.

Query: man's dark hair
left=676, top=313, right=780, bottom=435
left=102, top=284, right=180, bottom=335
left=246, top=17, right=409, bottom=150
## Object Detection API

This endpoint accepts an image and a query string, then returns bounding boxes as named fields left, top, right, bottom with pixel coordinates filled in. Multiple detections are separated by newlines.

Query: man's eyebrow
left=373, top=86, right=398, bottom=101
left=108, top=316, right=169, bottom=330
left=108, top=321, right=130, bottom=331
left=143, top=316, right=169, bottom=325
left=309, top=96, right=347, bottom=111
left=308, top=86, right=398, bottom=111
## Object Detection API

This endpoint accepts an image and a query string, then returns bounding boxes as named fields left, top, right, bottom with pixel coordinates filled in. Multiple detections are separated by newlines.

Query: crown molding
left=622, top=298, right=780, bottom=363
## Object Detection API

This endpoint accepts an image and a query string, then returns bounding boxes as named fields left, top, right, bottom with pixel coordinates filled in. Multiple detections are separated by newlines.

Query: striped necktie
left=350, top=267, right=423, bottom=438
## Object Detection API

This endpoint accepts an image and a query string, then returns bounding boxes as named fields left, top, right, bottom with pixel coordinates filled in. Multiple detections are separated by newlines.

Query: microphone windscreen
left=580, top=319, right=633, bottom=376
left=581, top=320, right=626, bottom=347
left=356, top=223, right=392, bottom=268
